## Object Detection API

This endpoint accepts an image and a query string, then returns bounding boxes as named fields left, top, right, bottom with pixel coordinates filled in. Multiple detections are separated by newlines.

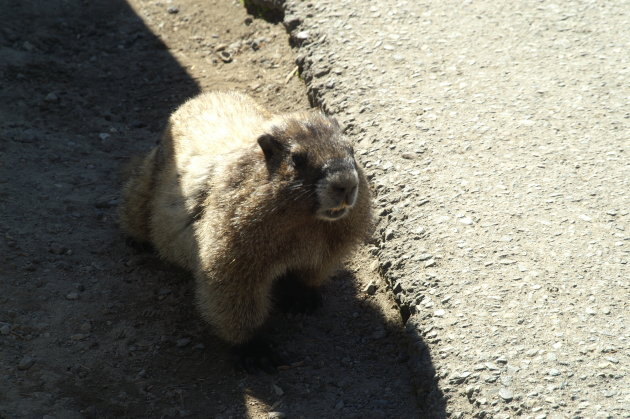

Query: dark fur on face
left=258, top=112, right=360, bottom=221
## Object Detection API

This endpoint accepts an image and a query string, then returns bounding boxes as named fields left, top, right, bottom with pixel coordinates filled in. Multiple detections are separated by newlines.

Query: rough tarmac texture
left=283, top=0, right=629, bottom=417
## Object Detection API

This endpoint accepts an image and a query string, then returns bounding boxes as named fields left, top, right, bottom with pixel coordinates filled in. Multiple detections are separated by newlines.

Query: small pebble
left=66, top=292, right=79, bottom=300
left=295, top=31, right=310, bottom=41
left=498, top=387, right=513, bottom=401
left=71, top=333, right=87, bottom=341
left=49, top=243, right=66, bottom=255
left=167, top=6, right=179, bottom=14
left=272, top=384, right=284, bottom=396
left=363, top=281, right=378, bottom=295
left=414, top=226, right=426, bottom=235
left=450, top=371, right=472, bottom=384
left=176, top=338, right=191, bottom=348
left=372, top=328, right=387, bottom=339
left=216, top=50, right=232, bottom=63
left=44, top=92, right=59, bottom=102
left=18, top=356, right=35, bottom=370
left=0, top=324, right=11, bottom=335
left=484, top=362, right=499, bottom=370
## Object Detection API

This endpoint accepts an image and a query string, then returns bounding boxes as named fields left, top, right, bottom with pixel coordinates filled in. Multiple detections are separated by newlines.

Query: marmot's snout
left=316, top=157, right=359, bottom=221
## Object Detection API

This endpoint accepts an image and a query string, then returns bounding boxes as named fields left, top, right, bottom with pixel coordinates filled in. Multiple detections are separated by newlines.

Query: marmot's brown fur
left=119, top=91, right=371, bottom=361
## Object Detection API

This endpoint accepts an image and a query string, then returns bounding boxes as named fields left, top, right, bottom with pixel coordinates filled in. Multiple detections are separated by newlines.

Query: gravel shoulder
left=281, top=0, right=629, bottom=417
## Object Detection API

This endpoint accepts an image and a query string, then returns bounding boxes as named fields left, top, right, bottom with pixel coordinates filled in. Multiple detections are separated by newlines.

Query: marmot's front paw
left=275, top=275, right=323, bottom=314
left=231, top=337, right=286, bottom=374
left=285, top=286, right=322, bottom=314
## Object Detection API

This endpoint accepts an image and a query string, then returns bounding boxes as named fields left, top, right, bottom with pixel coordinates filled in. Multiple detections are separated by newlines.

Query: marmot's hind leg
left=196, top=272, right=285, bottom=372
left=195, top=271, right=275, bottom=342
left=119, top=148, right=159, bottom=244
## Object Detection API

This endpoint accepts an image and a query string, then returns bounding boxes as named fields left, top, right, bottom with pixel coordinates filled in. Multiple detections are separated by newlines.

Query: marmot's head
left=258, top=111, right=362, bottom=222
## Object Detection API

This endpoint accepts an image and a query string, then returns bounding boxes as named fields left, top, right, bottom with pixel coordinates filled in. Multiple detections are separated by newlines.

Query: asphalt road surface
left=283, top=0, right=629, bottom=417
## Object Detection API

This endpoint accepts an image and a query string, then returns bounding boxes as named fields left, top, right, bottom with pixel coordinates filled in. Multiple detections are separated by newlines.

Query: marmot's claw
left=232, top=337, right=285, bottom=374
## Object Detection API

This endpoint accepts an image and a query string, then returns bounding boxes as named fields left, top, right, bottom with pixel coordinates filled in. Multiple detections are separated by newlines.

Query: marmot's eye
left=292, top=152, right=307, bottom=167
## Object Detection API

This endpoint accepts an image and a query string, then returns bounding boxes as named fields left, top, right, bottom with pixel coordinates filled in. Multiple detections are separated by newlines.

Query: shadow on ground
left=0, top=0, right=444, bottom=417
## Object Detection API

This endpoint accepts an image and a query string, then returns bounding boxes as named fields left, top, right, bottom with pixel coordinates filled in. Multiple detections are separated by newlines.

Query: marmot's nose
left=332, top=177, right=358, bottom=207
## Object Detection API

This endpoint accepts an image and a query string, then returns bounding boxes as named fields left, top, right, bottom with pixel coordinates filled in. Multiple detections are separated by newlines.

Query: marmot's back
left=119, top=92, right=274, bottom=264
left=169, top=91, right=273, bottom=159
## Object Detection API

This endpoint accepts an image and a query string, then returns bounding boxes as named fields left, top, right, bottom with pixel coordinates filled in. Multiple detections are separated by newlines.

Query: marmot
left=119, top=91, right=372, bottom=370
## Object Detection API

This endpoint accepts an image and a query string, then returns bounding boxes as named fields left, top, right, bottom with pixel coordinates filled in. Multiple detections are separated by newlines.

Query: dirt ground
left=0, top=0, right=430, bottom=417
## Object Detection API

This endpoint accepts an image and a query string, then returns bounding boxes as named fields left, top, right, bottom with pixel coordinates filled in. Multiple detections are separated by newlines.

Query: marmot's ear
left=257, top=134, right=284, bottom=161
